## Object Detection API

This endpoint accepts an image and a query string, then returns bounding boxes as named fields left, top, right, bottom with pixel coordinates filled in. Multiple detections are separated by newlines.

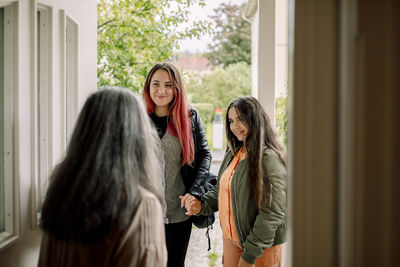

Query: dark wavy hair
left=40, top=87, right=164, bottom=243
left=142, top=62, right=194, bottom=166
left=225, top=96, right=286, bottom=209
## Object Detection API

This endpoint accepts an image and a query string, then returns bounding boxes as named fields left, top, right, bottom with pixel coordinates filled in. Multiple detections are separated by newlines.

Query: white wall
left=0, top=0, right=96, bottom=266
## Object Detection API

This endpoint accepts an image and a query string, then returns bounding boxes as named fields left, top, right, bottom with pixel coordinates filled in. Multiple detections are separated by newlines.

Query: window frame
left=0, top=1, right=20, bottom=250
left=60, top=10, right=79, bottom=148
left=31, top=3, right=53, bottom=228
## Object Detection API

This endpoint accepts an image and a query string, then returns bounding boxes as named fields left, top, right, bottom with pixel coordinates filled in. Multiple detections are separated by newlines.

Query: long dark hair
left=142, top=62, right=194, bottom=166
left=40, top=87, right=164, bottom=243
left=225, top=96, right=286, bottom=209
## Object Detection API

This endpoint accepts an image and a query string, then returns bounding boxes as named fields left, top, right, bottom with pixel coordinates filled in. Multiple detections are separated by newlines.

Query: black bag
left=191, top=172, right=217, bottom=250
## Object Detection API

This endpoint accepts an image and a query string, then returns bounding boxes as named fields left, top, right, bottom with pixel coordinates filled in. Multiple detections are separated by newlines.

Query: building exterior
left=0, top=0, right=97, bottom=265
left=1, top=0, right=399, bottom=266
left=174, top=54, right=213, bottom=72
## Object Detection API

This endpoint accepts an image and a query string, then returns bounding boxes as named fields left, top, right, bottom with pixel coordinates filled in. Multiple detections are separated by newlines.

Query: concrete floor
left=185, top=149, right=224, bottom=267
left=185, top=214, right=223, bottom=267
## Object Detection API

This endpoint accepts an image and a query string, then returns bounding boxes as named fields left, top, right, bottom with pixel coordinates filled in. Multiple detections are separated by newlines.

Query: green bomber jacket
left=198, top=147, right=287, bottom=264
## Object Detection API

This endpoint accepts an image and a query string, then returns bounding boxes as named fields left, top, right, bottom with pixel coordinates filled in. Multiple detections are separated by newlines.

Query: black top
left=150, top=113, right=168, bottom=138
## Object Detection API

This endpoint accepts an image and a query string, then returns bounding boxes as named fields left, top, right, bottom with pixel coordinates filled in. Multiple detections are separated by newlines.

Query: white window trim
left=0, top=1, right=20, bottom=251
left=31, top=3, right=53, bottom=228
left=60, top=10, right=79, bottom=148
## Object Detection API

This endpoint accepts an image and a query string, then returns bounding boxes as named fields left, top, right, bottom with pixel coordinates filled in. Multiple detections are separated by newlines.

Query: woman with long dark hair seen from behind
left=38, top=87, right=166, bottom=267
left=142, top=62, right=212, bottom=267
left=181, top=96, right=287, bottom=267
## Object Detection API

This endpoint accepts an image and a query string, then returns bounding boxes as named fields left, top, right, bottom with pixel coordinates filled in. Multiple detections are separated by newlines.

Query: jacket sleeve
left=197, top=149, right=231, bottom=216
left=187, top=108, right=212, bottom=198
left=241, top=149, right=287, bottom=264
left=197, top=180, right=219, bottom=216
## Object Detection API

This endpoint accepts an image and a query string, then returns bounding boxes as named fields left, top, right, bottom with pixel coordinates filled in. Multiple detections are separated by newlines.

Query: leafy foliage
left=185, top=62, right=251, bottom=114
left=206, top=3, right=251, bottom=66
left=191, top=103, right=214, bottom=125
left=275, top=93, right=288, bottom=147
left=98, top=0, right=212, bottom=91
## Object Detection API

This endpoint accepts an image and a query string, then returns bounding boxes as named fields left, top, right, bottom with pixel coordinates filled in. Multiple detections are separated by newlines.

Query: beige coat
left=37, top=187, right=167, bottom=267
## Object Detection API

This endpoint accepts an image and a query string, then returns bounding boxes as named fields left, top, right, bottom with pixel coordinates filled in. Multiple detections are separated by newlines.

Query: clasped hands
left=179, top=194, right=254, bottom=267
left=179, top=193, right=201, bottom=215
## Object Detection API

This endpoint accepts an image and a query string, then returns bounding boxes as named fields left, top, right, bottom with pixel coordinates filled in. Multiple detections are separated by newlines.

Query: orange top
left=218, top=149, right=248, bottom=242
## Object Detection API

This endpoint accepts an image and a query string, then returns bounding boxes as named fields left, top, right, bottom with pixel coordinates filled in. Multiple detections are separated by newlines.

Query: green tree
left=98, top=0, right=212, bottom=91
left=206, top=3, right=251, bottom=66
left=275, top=93, right=288, bottom=147
left=185, top=62, right=251, bottom=113
left=191, top=103, right=214, bottom=125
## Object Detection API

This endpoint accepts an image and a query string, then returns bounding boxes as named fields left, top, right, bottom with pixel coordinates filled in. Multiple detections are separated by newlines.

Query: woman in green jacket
left=180, top=96, right=287, bottom=267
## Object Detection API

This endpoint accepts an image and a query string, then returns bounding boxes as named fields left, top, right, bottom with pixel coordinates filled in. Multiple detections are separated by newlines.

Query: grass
left=208, top=252, right=219, bottom=267
left=208, top=240, right=220, bottom=267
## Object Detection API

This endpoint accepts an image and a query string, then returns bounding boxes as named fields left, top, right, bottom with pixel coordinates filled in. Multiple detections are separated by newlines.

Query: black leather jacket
left=181, top=107, right=212, bottom=199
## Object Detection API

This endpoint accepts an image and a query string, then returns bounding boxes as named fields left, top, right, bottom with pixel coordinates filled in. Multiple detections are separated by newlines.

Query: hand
left=238, top=257, right=254, bottom=267
left=179, top=193, right=201, bottom=215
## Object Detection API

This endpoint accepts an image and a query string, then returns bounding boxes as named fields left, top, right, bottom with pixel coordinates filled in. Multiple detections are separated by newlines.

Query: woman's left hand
left=238, top=257, right=254, bottom=267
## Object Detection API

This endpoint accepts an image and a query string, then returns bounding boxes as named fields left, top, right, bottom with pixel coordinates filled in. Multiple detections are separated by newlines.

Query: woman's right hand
left=179, top=193, right=201, bottom=215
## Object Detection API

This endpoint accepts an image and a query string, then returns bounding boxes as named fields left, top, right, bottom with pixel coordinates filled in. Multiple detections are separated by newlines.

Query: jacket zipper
left=232, top=161, right=246, bottom=248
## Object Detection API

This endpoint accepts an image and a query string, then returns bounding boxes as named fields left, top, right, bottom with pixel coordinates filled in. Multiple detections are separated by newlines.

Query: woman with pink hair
left=143, top=62, right=212, bottom=267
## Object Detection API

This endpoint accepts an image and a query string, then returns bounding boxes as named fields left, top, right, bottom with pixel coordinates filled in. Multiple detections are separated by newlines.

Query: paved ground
left=209, top=149, right=225, bottom=175
left=185, top=214, right=223, bottom=267
left=185, top=150, right=224, bottom=267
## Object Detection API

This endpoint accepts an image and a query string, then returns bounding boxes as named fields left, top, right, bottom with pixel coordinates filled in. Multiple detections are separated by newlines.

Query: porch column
left=247, top=0, right=275, bottom=124
left=247, top=0, right=287, bottom=126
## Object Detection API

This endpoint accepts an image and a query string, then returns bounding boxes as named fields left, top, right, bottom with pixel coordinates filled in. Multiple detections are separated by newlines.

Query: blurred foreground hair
left=41, top=87, right=164, bottom=243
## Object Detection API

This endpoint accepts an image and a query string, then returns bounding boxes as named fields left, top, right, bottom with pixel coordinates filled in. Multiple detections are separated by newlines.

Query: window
left=0, top=2, right=19, bottom=250
left=32, top=5, right=52, bottom=226
left=60, top=10, right=78, bottom=146
left=0, top=8, right=5, bottom=237
left=0, top=7, right=4, bottom=235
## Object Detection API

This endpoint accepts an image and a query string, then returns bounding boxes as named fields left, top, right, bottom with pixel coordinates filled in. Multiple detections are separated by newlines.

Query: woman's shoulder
left=188, top=105, right=198, bottom=117
left=262, top=147, right=279, bottom=157
left=188, top=106, right=202, bottom=127
left=262, top=148, right=285, bottom=170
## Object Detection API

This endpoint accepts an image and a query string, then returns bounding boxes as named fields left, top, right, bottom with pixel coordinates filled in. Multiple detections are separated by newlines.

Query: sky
left=176, top=0, right=248, bottom=52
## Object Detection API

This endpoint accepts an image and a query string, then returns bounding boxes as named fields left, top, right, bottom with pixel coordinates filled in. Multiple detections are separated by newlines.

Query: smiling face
left=228, top=107, right=249, bottom=142
left=149, top=69, right=175, bottom=116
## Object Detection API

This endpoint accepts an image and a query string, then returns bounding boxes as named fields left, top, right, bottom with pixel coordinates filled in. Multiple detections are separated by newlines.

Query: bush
left=275, top=94, right=288, bottom=147
left=185, top=62, right=251, bottom=112
left=191, top=103, right=214, bottom=125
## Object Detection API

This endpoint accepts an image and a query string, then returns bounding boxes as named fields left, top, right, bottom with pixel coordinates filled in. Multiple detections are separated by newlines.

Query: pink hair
left=142, top=63, right=194, bottom=166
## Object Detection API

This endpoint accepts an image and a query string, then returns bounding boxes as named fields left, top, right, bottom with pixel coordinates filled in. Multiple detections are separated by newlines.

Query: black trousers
left=165, top=219, right=192, bottom=267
